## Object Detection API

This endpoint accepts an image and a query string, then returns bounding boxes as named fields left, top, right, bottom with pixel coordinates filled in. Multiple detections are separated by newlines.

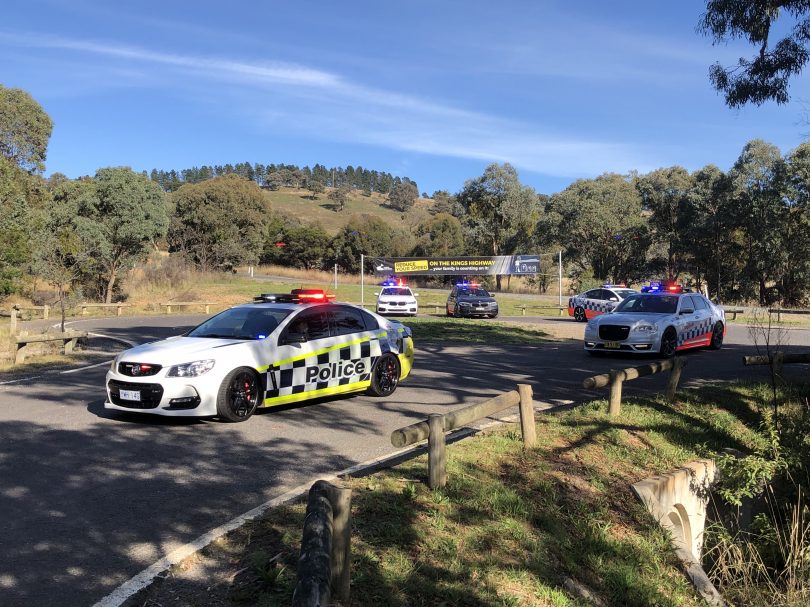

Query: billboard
left=371, top=255, right=540, bottom=276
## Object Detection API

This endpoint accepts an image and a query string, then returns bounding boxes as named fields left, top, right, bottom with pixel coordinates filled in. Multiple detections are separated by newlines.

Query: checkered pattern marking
left=677, top=318, right=713, bottom=346
left=264, top=337, right=384, bottom=401
left=570, top=296, right=616, bottom=315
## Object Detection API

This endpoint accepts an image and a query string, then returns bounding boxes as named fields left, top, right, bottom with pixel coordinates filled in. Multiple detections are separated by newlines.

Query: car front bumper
left=377, top=304, right=418, bottom=315
left=583, top=328, right=661, bottom=353
left=104, top=369, right=223, bottom=417
left=456, top=305, right=498, bottom=317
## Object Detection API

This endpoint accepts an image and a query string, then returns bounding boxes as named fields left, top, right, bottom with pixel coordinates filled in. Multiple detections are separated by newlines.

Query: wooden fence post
left=665, top=357, right=686, bottom=403
left=325, top=483, right=352, bottom=605
left=10, top=306, right=18, bottom=334
left=293, top=482, right=334, bottom=607
left=608, top=369, right=624, bottom=416
left=43, top=305, right=49, bottom=320
left=517, top=383, right=536, bottom=448
left=428, top=414, right=447, bottom=489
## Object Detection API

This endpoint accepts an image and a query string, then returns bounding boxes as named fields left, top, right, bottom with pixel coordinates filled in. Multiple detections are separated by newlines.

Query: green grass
left=403, top=317, right=552, bottom=344
left=126, top=381, right=783, bottom=607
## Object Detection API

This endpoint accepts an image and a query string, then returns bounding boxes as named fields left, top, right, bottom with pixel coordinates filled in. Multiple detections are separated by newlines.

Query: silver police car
left=583, top=289, right=725, bottom=357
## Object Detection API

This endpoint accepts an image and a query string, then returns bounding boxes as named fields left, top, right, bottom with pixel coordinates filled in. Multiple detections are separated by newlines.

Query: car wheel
left=659, top=328, right=677, bottom=358
left=574, top=306, right=586, bottom=322
left=446, top=305, right=453, bottom=317
left=367, top=353, right=400, bottom=397
left=709, top=322, right=724, bottom=350
left=217, top=367, right=260, bottom=422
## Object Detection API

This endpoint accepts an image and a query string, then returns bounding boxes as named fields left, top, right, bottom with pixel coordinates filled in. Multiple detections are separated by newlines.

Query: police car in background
left=446, top=281, right=499, bottom=318
left=375, top=279, right=418, bottom=316
left=583, top=283, right=725, bottom=357
left=568, top=284, right=638, bottom=322
left=105, top=289, right=414, bottom=422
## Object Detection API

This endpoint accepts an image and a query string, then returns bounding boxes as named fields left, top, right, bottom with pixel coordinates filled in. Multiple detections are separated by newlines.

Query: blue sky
left=2, top=0, right=806, bottom=195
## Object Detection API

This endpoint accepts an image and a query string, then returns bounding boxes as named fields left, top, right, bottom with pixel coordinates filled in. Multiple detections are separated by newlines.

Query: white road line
left=0, top=375, right=43, bottom=385
left=61, top=360, right=112, bottom=374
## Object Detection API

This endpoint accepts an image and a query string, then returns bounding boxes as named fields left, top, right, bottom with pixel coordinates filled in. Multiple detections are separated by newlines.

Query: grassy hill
left=266, top=187, right=433, bottom=234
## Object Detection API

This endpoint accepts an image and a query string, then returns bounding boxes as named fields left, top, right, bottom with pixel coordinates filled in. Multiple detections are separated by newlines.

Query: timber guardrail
left=390, top=384, right=535, bottom=489
left=80, top=302, right=131, bottom=316
left=582, top=358, right=687, bottom=416
left=743, top=351, right=810, bottom=383
left=722, top=308, right=744, bottom=321
left=13, top=330, right=87, bottom=364
left=161, top=301, right=215, bottom=314
left=292, top=480, right=352, bottom=607
left=768, top=308, right=810, bottom=322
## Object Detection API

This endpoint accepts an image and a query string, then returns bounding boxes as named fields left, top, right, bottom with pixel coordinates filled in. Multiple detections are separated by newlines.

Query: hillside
left=266, top=187, right=434, bottom=234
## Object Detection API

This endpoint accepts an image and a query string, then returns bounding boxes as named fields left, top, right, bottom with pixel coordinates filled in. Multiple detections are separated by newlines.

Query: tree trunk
left=105, top=268, right=117, bottom=304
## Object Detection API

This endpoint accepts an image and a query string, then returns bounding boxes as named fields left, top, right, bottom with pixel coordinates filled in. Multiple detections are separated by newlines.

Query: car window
left=358, top=309, right=380, bottom=330
left=615, top=289, right=637, bottom=299
left=616, top=294, right=679, bottom=314
left=690, top=295, right=707, bottom=310
left=458, top=288, right=490, bottom=297
left=381, top=287, right=412, bottom=297
left=601, top=289, right=619, bottom=301
left=584, top=289, right=601, bottom=299
left=285, top=309, right=331, bottom=341
left=330, top=306, right=367, bottom=336
left=188, top=307, right=292, bottom=339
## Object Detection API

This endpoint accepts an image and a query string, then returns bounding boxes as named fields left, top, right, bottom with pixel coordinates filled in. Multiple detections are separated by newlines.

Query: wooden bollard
left=428, top=414, right=447, bottom=489
left=10, top=306, right=18, bottom=334
left=517, top=383, right=536, bottom=448
left=665, top=357, right=686, bottom=403
left=325, top=483, right=352, bottom=605
left=608, top=369, right=624, bottom=416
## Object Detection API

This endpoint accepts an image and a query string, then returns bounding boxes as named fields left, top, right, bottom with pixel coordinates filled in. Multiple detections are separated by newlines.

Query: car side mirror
left=374, top=292, right=379, bottom=296
left=281, top=331, right=307, bottom=345
left=679, top=308, right=694, bottom=315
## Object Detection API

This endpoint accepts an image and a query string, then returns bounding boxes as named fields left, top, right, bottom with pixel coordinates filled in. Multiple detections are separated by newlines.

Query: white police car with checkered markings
left=105, top=290, right=414, bottom=422
left=568, top=285, right=638, bottom=322
left=583, top=288, right=725, bottom=357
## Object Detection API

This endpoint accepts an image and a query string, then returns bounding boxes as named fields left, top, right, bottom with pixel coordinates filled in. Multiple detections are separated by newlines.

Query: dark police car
left=446, top=282, right=499, bottom=318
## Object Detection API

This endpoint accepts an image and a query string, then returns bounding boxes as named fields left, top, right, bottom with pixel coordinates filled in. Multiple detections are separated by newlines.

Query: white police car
left=375, top=281, right=418, bottom=316
left=583, top=285, right=725, bottom=357
left=568, top=284, right=638, bottom=322
left=105, top=290, right=415, bottom=422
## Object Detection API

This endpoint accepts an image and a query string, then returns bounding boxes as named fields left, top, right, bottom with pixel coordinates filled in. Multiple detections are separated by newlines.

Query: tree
left=169, top=174, right=269, bottom=272
left=276, top=225, right=331, bottom=270
left=328, top=215, right=410, bottom=273
left=412, top=213, right=465, bottom=257
left=700, top=1, right=810, bottom=107
left=306, top=179, right=325, bottom=200
left=457, top=163, right=538, bottom=289
left=328, top=185, right=351, bottom=212
left=0, top=85, right=53, bottom=172
left=388, top=181, right=418, bottom=212
left=428, top=190, right=463, bottom=216
left=780, top=142, right=810, bottom=305
left=0, top=157, right=35, bottom=294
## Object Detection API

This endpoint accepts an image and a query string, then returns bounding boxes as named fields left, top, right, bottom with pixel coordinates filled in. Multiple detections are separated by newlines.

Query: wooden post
left=82, top=305, right=88, bottom=316
left=517, top=383, right=536, bottom=448
left=10, top=306, right=17, bottom=334
left=521, top=306, right=526, bottom=316
left=293, top=482, right=334, bottom=607
left=64, top=335, right=78, bottom=355
left=116, top=305, right=123, bottom=316
left=43, top=305, right=49, bottom=320
left=165, top=304, right=172, bottom=314
left=773, top=351, right=785, bottom=385
left=325, top=483, right=352, bottom=605
left=608, top=369, right=624, bottom=416
left=204, top=304, right=210, bottom=314
left=428, top=414, right=447, bottom=489
left=665, top=357, right=686, bottom=403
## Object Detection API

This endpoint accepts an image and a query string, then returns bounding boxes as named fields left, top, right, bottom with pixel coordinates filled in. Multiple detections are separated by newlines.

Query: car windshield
left=615, top=294, right=679, bottom=314
left=615, top=289, right=637, bottom=299
left=187, top=307, right=293, bottom=339
left=381, top=287, right=412, bottom=296
left=457, top=288, right=490, bottom=297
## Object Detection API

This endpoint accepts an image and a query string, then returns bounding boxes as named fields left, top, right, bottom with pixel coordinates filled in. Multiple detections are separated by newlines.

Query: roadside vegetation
left=125, top=380, right=810, bottom=607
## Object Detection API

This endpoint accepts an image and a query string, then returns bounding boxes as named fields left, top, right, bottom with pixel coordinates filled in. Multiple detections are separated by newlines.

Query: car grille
left=108, top=379, right=164, bottom=409
left=599, top=325, right=630, bottom=341
left=118, top=362, right=162, bottom=377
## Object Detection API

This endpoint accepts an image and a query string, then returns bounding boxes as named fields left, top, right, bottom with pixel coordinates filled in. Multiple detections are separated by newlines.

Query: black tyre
left=367, top=353, right=401, bottom=397
left=659, top=328, right=677, bottom=358
left=574, top=306, right=586, bottom=322
left=446, top=305, right=453, bottom=317
left=709, top=322, right=724, bottom=350
left=216, top=367, right=261, bottom=422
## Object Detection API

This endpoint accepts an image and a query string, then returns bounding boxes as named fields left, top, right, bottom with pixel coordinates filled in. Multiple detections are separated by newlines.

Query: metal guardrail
left=582, top=358, right=687, bottom=416
left=391, top=384, right=535, bottom=489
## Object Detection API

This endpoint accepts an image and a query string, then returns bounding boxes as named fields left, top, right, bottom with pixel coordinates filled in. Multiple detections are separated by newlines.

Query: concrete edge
left=90, top=402, right=558, bottom=607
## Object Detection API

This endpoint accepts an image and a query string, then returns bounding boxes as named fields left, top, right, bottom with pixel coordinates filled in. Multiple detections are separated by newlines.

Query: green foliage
left=271, top=224, right=331, bottom=270
left=169, top=174, right=267, bottom=272
left=388, top=181, right=418, bottom=212
left=327, top=215, right=411, bottom=273
left=715, top=452, right=783, bottom=507
left=0, top=85, right=53, bottom=172
left=412, top=213, right=464, bottom=257
left=328, top=184, right=351, bottom=212
left=0, top=157, right=36, bottom=294
left=700, top=1, right=810, bottom=108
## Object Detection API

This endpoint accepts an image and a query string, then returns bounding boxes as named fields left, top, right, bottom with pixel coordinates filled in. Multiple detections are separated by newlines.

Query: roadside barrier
left=582, top=358, right=687, bottom=416
left=390, top=383, right=535, bottom=489
left=292, top=480, right=352, bottom=607
left=722, top=308, right=744, bottom=320
left=14, top=330, right=87, bottom=364
left=161, top=301, right=215, bottom=314
left=768, top=308, right=810, bottom=322
left=743, top=351, right=810, bottom=383
left=80, top=302, right=131, bottom=316
left=6, top=304, right=50, bottom=332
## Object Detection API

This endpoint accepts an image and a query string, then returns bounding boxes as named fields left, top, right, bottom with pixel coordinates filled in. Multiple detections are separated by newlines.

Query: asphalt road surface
left=1, top=314, right=808, bottom=606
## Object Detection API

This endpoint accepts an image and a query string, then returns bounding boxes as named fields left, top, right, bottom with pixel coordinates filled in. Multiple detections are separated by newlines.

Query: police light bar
left=602, top=283, right=626, bottom=288
left=640, top=280, right=683, bottom=294
left=254, top=289, right=335, bottom=303
left=455, top=281, right=480, bottom=287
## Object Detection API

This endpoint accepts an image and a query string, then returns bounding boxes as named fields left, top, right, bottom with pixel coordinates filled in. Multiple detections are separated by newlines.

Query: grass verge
left=124, top=382, right=779, bottom=607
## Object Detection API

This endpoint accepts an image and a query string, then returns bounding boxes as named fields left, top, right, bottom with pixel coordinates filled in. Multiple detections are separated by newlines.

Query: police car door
left=688, top=295, right=713, bottom=347
left=674, top=295, right=699, bottom=349
left=268, top=308, right=332, bottom=404
left=326, top=305, right=380, bottom=388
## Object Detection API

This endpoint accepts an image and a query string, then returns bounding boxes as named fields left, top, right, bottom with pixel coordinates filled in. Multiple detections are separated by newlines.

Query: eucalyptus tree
left=0, top=85, right=53, bottom=172
left=781, top=141, right=810, bottom=305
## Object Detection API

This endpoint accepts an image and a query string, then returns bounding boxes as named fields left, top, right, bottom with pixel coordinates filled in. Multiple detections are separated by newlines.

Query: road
left=0, top=314, right=808, bottom=606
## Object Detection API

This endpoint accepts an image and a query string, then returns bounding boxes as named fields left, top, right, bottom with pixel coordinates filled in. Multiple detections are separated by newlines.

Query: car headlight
left=633, top=324, right=658, bottom=333
left=167, top=359, right=216, bottom=377
left=459, top=302, right=471, bottom=306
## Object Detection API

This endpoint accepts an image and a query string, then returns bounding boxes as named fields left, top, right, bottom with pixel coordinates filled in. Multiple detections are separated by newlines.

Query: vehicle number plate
left=604, top=341, right=620, bottom=349
left=120, top=389, right=141, bottom=401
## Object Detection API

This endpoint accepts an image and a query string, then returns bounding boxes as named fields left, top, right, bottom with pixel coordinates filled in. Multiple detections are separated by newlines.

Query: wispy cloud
left=0, top=30, right=665, bottom=179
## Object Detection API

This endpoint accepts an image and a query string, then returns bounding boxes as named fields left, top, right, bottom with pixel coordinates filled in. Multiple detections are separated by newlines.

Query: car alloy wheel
left=368, top=353, right=400, bottom=397
left=217, top=368, right=260, bottom=422
left=710, top=322, right=724, bottom=350
left=660, top=329, right=677, bottom=358
left=574, top=307, right=586, bottom=322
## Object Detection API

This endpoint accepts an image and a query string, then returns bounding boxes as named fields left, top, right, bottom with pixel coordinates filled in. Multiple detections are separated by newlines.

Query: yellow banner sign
left=394, top=259, right=429, bottom=273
